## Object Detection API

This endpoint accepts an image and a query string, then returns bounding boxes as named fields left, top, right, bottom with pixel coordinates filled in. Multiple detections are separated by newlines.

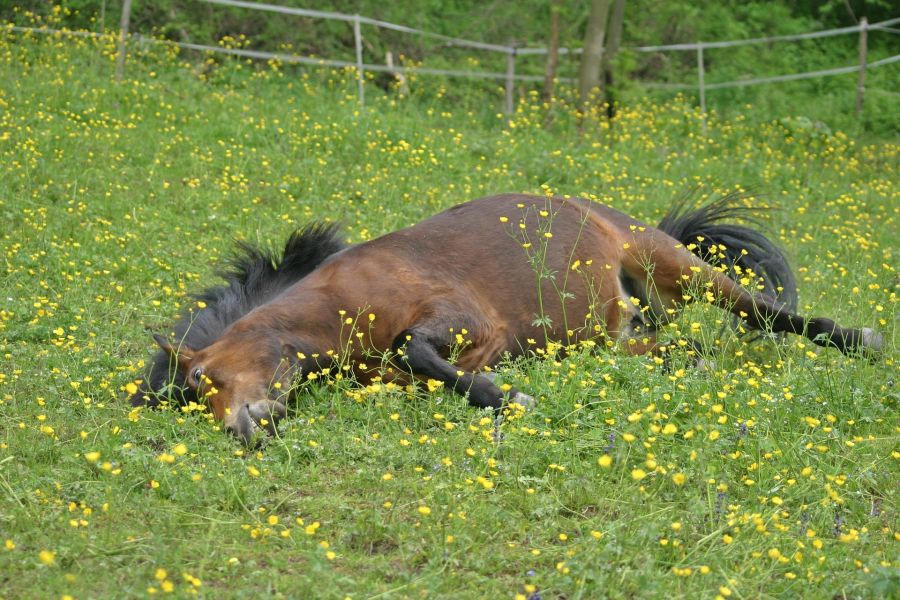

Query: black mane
left=130, top=223, right=347, bottom=407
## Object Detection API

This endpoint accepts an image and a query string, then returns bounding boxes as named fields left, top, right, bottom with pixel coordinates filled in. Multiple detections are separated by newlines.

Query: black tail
left=658, top=191, right=798, bottom=311
left=130, top=223, right=347, bottom=407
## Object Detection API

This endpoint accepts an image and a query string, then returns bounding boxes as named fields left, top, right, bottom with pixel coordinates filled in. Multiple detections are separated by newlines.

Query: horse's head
left=153, top=332, right=291, bottom=445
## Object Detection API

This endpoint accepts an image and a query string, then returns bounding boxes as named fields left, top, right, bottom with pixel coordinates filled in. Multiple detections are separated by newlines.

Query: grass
left=0, top=18, right=898, bottom=600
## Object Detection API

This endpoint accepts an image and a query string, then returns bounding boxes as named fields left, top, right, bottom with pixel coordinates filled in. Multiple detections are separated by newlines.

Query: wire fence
left=6, top=1, right=899, bottom=119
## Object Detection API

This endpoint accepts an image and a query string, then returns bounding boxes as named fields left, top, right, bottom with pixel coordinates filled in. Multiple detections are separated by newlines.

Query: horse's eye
left=191, top=367, right=204, bottom=385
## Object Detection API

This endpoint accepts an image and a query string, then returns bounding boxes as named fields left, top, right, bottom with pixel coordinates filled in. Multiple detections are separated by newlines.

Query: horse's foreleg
left=392, top=329, right=533, bottom=410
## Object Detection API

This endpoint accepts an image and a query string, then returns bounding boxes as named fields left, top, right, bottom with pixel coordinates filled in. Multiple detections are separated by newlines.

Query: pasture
left=0, top=23, right=897, bottom=600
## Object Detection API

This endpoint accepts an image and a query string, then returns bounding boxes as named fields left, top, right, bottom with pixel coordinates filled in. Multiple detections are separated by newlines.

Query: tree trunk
left=577, top=0, right=612, bottom=111
left=542, top=0, right=562, bottom=104
left=602, top=0, right=626, bottom=119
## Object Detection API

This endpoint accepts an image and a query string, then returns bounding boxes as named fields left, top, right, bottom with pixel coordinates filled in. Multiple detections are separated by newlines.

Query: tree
left=542, top=0, right=563, bottom=104
left=601, top=0, right=626, bottom=119
left=577, top=0, right=612, bottom=111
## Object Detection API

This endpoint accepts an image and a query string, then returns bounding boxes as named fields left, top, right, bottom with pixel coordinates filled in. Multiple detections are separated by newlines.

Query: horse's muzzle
left=225, top=400, right=287, bottom=445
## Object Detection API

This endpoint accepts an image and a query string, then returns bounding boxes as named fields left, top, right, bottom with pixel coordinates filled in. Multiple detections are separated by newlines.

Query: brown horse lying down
left=140, top=194, right=882, bottom=444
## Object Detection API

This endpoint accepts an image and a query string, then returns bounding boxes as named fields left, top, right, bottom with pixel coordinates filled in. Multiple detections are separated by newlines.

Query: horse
left=138, top=193, right=883, bottom=444
left=129, top=223, right=347, bottom=407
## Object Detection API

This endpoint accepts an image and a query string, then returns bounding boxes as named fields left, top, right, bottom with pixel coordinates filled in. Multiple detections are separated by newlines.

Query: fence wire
left=5, top=5, right=899, bottom=113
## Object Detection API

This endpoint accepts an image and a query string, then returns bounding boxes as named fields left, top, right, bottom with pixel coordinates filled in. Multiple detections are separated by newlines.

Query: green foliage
left=4, top=1, right=898, bottom=134
left=0, top=20, right=897, bottom=600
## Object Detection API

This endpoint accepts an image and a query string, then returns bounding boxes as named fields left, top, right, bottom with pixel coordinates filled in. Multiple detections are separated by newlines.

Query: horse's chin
left=226, top=399, right=287, bottom=445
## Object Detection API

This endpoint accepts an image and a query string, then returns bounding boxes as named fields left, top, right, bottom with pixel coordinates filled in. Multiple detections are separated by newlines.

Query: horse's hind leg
left=392, top=328, right=533, bottom=410
left=627, top=251, right=882, bottom=358
left=709, top=273, right=883, bottom=356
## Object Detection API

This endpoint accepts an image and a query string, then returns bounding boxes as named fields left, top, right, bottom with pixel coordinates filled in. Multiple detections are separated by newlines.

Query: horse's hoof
left=509, top=391, right=536, bottom=410
left=695, top=357, right=715, bottom=372
left=861, top=328, right=884, bottom=354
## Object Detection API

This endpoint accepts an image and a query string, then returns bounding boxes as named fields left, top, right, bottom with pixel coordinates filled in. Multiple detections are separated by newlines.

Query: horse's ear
left=281, top=342, right=315, bottom=374
left=153, top=334, right=194, bottom=369
left=280, top=343, right=302, bottom=366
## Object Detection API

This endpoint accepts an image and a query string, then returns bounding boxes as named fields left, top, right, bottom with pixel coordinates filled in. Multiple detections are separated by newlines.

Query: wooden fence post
left=353, top=14, right=365, bottom=107
left=697, top=43, right=707, bottom=137
left=505, top=47, right=516, bottom=115
left=855, top=17, right=868, bottom=117
left=115, top=0, right=132, bottom=82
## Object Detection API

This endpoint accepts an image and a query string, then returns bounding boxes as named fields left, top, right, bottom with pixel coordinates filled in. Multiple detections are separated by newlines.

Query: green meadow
left=0, top=16, right=897, bottom=600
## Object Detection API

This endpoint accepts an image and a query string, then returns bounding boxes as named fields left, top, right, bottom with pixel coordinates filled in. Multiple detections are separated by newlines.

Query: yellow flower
left=417, top=506, right=431, bottom=516
left=672, top=472, right=686, bottom=486
left=631, top=468, right=647, bottom=480
left=38, top=550, right=56, bottom=565
left=597, top=454, right=612, bottom=468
